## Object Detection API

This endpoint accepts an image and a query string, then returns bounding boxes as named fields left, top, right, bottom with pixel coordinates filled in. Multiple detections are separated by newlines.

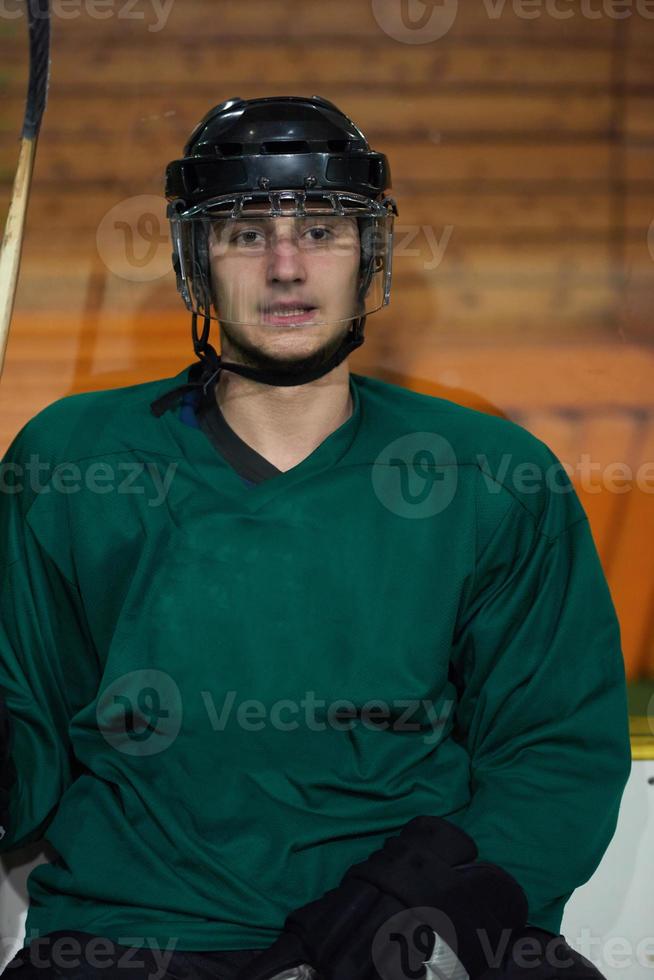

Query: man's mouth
left=260, top=303, right=319, bottom=326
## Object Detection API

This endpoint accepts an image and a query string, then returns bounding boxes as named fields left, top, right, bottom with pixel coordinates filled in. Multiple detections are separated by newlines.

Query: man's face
left=206, top=206, right=362, bottom=378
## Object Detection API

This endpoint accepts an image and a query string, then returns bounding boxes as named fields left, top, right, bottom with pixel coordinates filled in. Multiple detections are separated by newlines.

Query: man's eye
left=232, top=229, right=264, bottom=245
left=227, top=225, right=336, bottom=246
left=304, top=226, right=332, bottom=241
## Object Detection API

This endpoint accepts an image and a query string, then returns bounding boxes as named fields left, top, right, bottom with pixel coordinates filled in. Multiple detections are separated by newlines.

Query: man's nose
left=267, top=235, right=306, bottom=282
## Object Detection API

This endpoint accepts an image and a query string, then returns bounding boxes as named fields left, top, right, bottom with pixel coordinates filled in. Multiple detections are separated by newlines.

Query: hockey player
left=0, top=96, right=632, bottom=980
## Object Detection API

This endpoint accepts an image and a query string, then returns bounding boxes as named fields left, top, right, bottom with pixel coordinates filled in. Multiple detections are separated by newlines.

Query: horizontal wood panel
left=9, top=189, right=648, bottom=238
left=626, top=145, right=654, bottom=181
left=7, top=269, right=618, bottom=331
left=625, top=194, right=654, bottom=232
left=1, top=139, right=619, bottom=187
left=0, top=41, right=618, bottom=90
left=0, top=92, right=616, bottom=140
left=625, top=45, right=654, bottom=84
left=624, top=241, right=654, bottom=281
left=626, top=96, right=654, bottom=138
left=1, top=331, right=651, bottom=446
left=1, top=2, right=651, bottom=679
left=4, top=330, right=649, bottom=387
left=0, top=0, right=631, bottom=43
left=6, top=237, right=622, bottom=278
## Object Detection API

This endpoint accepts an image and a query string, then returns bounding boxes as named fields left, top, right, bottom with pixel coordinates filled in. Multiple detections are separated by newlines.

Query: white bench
left=1, top=760, right=651, bottom=977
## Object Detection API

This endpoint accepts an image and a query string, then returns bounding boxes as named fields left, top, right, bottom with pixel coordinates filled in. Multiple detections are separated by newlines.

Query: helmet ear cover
left=357, top=215, right=381, bottom=304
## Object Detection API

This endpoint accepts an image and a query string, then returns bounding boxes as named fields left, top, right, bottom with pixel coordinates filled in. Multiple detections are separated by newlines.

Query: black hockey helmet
left=165, top=94, right=392, bottom=206
left=150, top=95, right=398, bottom=417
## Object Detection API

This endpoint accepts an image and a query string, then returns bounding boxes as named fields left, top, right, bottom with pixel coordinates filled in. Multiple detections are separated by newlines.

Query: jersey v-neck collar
left=196, top=392, right=283, bottom=486
left=159, top=364, right=363, bottom=511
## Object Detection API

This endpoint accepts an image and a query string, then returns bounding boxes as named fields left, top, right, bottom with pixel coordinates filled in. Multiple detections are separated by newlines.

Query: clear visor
left=169, top=192, right=395, bottom=327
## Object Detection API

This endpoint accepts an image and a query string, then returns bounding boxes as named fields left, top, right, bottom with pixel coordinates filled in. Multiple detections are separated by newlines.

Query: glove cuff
left=398, top=814, right=479, bottom=864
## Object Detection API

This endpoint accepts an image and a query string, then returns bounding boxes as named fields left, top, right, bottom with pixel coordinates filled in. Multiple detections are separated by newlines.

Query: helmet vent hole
left=370, top=160, right=383, bottom=182
left=327, top=140, right=350, bottom=152
left=261, top=140, right=311, bottom=154
left=215, top=142, right=243, bottom=157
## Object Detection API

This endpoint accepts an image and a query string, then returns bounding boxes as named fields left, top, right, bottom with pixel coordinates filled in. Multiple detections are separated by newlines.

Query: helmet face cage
left=169, top=190, right=396, bottom=328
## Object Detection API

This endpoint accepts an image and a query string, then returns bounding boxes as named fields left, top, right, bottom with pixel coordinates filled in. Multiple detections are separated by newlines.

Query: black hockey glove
left=236, top=815, right=529, bottom=980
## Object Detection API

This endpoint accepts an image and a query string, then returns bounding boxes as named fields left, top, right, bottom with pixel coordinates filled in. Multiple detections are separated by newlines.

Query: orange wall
left=1, top=0, right=652, bottom=676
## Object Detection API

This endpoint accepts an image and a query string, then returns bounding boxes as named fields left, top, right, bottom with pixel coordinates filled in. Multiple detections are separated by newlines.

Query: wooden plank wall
left=0, top=0, right=653, bottom=677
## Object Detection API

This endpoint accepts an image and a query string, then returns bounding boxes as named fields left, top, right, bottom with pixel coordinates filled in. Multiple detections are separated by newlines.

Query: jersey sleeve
left=0, top=421, right=99, bottom=853
left=445, top=451, right=632, bottom=935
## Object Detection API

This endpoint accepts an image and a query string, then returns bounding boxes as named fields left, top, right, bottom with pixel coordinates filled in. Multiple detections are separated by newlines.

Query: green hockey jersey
left=0, top=364, right=632, bottom=952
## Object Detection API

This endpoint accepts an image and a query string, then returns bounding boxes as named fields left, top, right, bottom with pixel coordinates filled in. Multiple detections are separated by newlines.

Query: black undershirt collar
left=196, top=391, right=283, bottom=486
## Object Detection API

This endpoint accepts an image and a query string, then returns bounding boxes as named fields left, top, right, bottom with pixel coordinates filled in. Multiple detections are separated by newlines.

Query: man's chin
left=219, top=319, right=353, bottom=376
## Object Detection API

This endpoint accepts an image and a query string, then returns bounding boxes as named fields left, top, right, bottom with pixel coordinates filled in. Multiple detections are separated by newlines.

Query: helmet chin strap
left=196, top=313, right=366, bottom=387
left=150, top=237, right=375, bottom=419
left=149, top=313, right=366, bottom=418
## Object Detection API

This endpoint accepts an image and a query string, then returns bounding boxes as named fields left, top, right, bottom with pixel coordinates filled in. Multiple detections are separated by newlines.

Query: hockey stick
left=0, top=0, right=51, bottom=380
